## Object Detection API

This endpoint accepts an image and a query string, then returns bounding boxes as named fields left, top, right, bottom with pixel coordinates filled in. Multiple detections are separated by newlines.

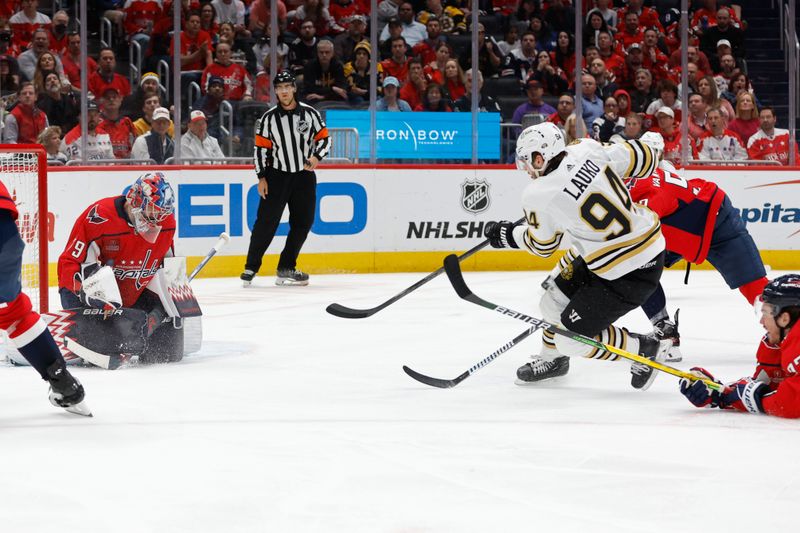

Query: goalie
left=54, top=172, right=201, bottom=368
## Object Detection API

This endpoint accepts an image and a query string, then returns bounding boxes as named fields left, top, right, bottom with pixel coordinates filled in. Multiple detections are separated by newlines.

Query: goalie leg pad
left=139, top=319, right=184, bottom=364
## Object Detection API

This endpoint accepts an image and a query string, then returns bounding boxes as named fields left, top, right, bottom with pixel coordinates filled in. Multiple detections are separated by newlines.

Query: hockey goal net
left=0, top=144, right=48, bottom=313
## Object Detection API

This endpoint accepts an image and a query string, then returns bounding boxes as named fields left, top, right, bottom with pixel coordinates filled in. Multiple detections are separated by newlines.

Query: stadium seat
left=483, top=77, right=523, bottom=98
left=521, top=113, right=545, bottom=129
left=497, top=96, right=529, bottom=122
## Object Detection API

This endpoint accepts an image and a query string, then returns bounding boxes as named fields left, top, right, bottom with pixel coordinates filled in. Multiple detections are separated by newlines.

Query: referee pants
left=245, top=168, right=316, bottom=273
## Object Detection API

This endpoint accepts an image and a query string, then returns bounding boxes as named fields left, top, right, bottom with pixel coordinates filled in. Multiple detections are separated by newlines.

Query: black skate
left=46, top=361, right=92, bottom=416
left=240, top=269, right=255, bottom=287
left=654, top=309, right=681, bottom=362
left=515, top=356, right=570, bottom=385
left=629, top=332, right=672, bottom=391
left=276, top=268, right=309, bottom=286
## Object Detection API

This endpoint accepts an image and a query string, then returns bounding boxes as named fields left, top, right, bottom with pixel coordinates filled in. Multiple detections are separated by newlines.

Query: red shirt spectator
left=124, top=0, right=163, bottom=38
left=88, top=48, right=132, bottom=98
left=200, top=43, right=253, bottom=100
left=97, top=88, right=137, bottom=159
left=616, top=0, right=664, bottom=33
left=329, top=0, right=368, bottom=25
left=248, top=0, right=287, bottom=34
left=616, top=12, right=645, bottom=51
left=60, top=32, right=96, bottom=90
left=170, top=13, right=213, bottom=71
left=47, top=10, right=70, bottom=55
left=380, top=37, right=411, bottom=83
left=9, top=0, right=51, bottom=50
left=5, top=83, right=48, bottom=143
left=691, top=4, right=742, bottom=34
left=747, top=107, right=800, bottom=165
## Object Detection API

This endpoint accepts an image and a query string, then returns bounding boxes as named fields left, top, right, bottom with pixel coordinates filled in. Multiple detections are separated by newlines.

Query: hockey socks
left=0, top=292, right=62, bottom=379
left=14, top=324, right=63, bottom=380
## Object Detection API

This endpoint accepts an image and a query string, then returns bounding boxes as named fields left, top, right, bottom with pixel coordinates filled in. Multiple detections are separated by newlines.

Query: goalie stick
left=326, top=217, right=525, bottom=319
left=188, top=232, right=230, bottom=281
left=441, top=254, right=726, bottom=392
left=403, top=325, right=542, bottom=388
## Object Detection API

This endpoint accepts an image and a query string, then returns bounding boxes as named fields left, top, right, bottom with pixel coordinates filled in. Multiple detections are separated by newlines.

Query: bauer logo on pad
left=460, top=179, right=490, bottom=214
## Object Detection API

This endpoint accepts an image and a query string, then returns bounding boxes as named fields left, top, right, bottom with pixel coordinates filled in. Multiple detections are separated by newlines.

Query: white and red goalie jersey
left=57, top=196, right=175, bottom=308
left=746, top=128, right=800, bottom=166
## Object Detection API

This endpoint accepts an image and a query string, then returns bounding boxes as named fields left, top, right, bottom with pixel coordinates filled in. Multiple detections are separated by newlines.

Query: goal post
left=0, top=144, right=49, bottom=313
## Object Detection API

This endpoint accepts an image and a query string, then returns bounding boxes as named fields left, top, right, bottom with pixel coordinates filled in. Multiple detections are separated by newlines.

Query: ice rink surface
left=1, top=268, right=798, bottom=532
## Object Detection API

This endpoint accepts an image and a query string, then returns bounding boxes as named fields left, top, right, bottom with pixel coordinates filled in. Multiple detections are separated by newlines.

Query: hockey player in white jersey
left=484, top=122, right=672, bottom=390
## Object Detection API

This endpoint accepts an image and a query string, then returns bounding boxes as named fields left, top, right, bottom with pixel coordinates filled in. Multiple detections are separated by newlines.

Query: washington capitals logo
left=86, top=205, right=107, bottom=225
left=112, top=249, right=161, bottom=290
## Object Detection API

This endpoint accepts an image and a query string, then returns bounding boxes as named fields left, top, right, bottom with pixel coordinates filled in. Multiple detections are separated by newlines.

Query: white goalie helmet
left=639, top=131, right=665, bottom=161
left=515, top=122, right=566, bottom=177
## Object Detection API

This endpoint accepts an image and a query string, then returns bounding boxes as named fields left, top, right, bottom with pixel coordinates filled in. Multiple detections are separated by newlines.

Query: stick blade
left=325, top=303, right=376, bottom=319
left=443, top=254, right=472, bottom=298
left=402, top=365, right=457, bottom=389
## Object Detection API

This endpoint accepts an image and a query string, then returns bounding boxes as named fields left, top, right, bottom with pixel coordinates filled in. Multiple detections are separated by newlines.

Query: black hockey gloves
left=484, top=220, right=520, bottom=249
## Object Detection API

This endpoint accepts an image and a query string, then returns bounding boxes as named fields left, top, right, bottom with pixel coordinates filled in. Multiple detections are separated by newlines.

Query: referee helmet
left=274, top=70, right=296, bottom=86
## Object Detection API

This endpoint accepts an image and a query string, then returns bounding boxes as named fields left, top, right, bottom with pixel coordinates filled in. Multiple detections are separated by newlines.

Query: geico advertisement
left=43, top=167, right=799, bottom=260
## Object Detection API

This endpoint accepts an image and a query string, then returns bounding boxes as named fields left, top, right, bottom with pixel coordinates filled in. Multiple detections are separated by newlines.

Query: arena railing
left=64, top=158, right=157, bottom=166
left=328, top=128, right=359, bottom=163
left=130, top=40, right=143, bottom=87
left=687, top=160, right=783, bottom=166
left=164, top=157, right=252, bottom=165
left=99, top=16, right=113, bottom=50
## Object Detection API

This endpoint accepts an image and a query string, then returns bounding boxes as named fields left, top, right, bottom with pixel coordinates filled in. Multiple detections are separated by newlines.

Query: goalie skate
left=276, top=269, right=309, bottom=286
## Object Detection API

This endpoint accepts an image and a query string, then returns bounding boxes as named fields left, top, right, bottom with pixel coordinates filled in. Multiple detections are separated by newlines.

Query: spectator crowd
left=0, top=0, right=797, bottom=165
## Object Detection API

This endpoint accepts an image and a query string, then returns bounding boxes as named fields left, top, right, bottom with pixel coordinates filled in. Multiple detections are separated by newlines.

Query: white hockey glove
left=80, top=264, right=122, bottom=310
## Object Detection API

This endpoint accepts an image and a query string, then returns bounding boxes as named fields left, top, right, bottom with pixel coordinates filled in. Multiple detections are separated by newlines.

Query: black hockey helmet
left=273, top=70, right=296, bottom=86
left=762, top=274, right=800, bottom=317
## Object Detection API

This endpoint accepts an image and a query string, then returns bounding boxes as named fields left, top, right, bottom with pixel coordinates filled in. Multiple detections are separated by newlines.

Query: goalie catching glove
left=679, top=367, right=769, bottom=414
left=484, top=220, right=520, bottom=249
left=79, top=264, right=122, bottom=310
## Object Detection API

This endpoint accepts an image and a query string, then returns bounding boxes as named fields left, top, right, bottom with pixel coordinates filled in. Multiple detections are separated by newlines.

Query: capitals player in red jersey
left=628, top=132, right=768, bottom=359
left=57, top=172, right=184, bottom=365
left=680, top=275, right=800, bottom=419
left=1, top=178, right=90, bottom=415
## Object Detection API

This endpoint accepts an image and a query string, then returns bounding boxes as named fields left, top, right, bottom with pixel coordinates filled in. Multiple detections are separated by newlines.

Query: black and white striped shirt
left=253, top=101, right=330, bottom=174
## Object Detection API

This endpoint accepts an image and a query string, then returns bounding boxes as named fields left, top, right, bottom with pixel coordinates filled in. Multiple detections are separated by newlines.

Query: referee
left=241, top=70, right=330, bottom=286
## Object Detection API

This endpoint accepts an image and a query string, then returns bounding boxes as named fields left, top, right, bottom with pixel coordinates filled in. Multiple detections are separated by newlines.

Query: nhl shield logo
left=461, top=179, right=490, bottom=214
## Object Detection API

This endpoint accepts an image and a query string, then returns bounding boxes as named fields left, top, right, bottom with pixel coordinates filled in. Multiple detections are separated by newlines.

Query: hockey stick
left=403, top=325, right=543, bottom=388
left=326, top=217, right=525, bottom=319
left=65, top=336, right=126, bottom=370
left=442, top=254, right=726, bottom=392
left=188, top=232, right=230, bottom=282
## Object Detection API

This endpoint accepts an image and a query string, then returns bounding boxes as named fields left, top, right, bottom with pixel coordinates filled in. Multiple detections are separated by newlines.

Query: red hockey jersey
left=0, top=179, right=18, bottom=219
left=628, top=165, right=725, bottom=264
left=200, top=62, right=253, bottom=99
left=58, top=196, right=175, bottom=307
left=749, top=327, right=800, bottom=419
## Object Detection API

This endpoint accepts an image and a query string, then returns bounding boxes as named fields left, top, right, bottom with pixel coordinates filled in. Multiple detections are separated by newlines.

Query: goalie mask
left=515, top=122, right=565, bottom=178
left=126, top=172, right=175, bottom=243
